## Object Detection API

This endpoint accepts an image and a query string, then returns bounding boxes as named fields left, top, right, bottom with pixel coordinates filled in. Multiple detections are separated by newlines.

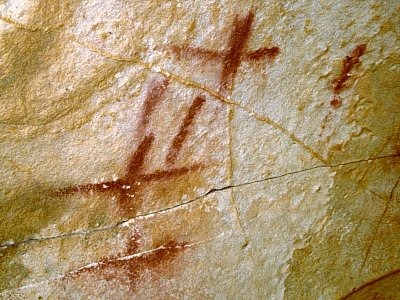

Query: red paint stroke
left=244, top=46, right=280, bottom=61
left=138, top=164, right=202, bottom=182
left=139, top=77, right=169, bottom=134
left=56, top=164, right=202, bottom=213
left=166, top=95, right=206, bottom=164
left=168, top=44, right=279, bottom=63
left=56, top=133, right=154, bottom=213
left=64, top=232, right=190, bottom=291
left=219, top=11, right=255, bottom=93
left=56, top=132, right=202, bottom=213
left=57, top=166, right=202, bottom=195
left=331, top=44, right=366, bottom=108
left=125, top=134, right=155, bottom=180
left=166, top=11, right=280, bottom=94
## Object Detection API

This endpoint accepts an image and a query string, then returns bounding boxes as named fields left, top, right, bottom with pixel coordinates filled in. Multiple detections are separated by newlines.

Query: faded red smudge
left=139, top=77, right=169, bottom=134
left=64, top=231, right=190, bottom=292
left=166, top=10, right=280, bottom=94
left=331, top=44, right=366, bottom=108
left=166, top=95, right=206, bottom=164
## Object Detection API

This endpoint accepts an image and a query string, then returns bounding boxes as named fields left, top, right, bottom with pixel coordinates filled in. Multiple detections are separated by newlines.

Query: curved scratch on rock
left=0, top=155, right=34, bottom=177
left=1, top=153, right=397, bottom=250
left=359, top=175, right=400, bottom=275
left=163, top=71, right=327, bottom=164
left=68, top=34, right=139, bottom=63
left=340, top=268, right=400, bottom=299
left=0, top=15, right=38, bottom=31
left=0, top=15, right=63, bottom=32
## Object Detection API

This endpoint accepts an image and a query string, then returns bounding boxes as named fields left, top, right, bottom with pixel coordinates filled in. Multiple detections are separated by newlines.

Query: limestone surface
left=0, top=0, right=399, bottom=299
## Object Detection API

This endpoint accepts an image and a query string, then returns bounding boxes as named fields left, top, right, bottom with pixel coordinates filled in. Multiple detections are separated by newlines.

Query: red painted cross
left=167, top=11, right=279, bottom=94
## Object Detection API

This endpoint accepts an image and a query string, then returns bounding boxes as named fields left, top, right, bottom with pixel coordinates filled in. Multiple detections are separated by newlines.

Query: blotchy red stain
left=166, top=10, right=280, bottom=94
left=331, top=44, right=366, bottom=108
left=166, top=96, right=206, bottom=164
left=330, top=97, right=341, bottom=109
left=64, top=231, right=190, bottom=292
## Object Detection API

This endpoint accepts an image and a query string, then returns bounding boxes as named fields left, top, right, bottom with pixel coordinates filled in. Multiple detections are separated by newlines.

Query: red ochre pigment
left=331, top=44, right=366, bottom=108
left=167, top=10, right=280, bottom=94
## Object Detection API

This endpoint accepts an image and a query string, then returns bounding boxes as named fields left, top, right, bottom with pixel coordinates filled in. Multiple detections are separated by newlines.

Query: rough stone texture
left=0, top=0, right=399, bottom=299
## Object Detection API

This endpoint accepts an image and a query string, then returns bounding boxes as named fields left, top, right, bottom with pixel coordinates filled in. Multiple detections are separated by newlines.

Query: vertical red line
left=219, top=11, right=254, bottom=93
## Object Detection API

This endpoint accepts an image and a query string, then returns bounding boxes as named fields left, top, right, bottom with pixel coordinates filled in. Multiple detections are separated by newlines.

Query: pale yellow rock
left=0, top=0, right=399, bottom=299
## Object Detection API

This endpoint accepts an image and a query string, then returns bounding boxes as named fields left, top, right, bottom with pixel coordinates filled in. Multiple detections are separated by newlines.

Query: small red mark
left=331, top=44, right=366, bottom=108
left=166, top=95, right=206, bottom=165
left=330, top=97, right=342, bottom=108
left=167, top=10, right=280, bottom=94
left=244, top=46, right=280, bottom=61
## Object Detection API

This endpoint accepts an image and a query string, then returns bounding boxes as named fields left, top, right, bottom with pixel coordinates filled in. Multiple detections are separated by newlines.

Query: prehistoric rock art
left=331, top=44, right=367, bottom=108
left=56, top=76, right=204, bottom=216
left=61, top=229, right=191, bottom=292
left=167, top=11, right=279, bottom=94
left=0, top=1, right=399, bottom=299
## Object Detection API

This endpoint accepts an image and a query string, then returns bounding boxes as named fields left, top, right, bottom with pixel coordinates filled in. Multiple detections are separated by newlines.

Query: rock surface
left=0, top=0, right=399, bottom=299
